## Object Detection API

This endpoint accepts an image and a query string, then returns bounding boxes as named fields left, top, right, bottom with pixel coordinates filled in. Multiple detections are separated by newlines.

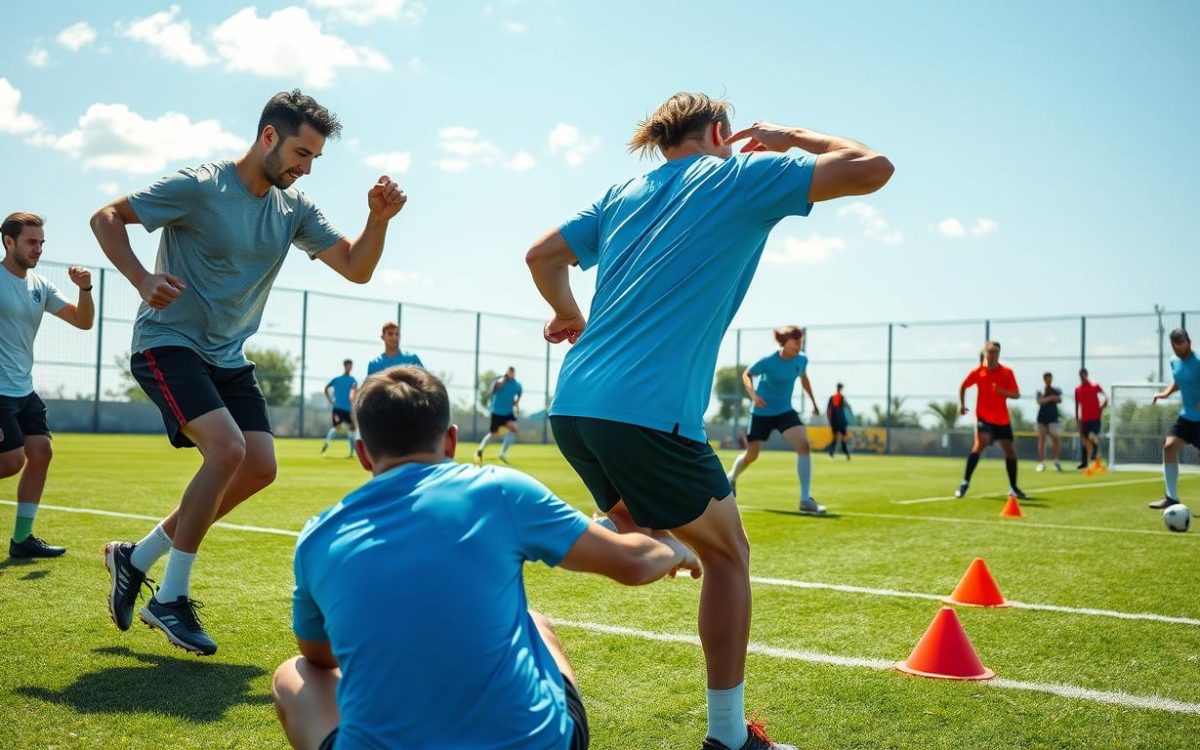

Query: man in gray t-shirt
left=1, top=212, right=94, bottom=560
left=92, top=90, right=408, bottom=656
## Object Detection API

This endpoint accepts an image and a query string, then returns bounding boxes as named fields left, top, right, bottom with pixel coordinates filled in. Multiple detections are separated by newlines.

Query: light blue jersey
left=1172, top=354, right=1200, bottom=421
left=0, top=268, right=68, bottom=397
left=750, top=351, right=807, bottom=416
left=551, top=152, right=816, bottom=441
left=367, top=351, right=424, bottom=376
left=492, top=377, right=523, bottom=415
left=326, top=374, right=357, bottom=411
left=292, top=462, right=590, bottom=750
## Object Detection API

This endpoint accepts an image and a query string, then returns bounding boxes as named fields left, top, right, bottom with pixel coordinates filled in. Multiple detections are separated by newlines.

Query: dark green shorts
left=550, top=415, right=732, bottom=530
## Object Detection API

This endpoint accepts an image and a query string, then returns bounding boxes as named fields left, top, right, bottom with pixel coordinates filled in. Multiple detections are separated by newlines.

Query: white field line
left=0, top=500, right=302, bottom=538
left=550, top=619, right=1200, bottom=715
left=894, top=475, right=1194, bottom=505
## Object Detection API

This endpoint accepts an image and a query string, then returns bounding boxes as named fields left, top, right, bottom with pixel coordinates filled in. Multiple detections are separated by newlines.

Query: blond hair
left=628, top=92, right=733, bottom=159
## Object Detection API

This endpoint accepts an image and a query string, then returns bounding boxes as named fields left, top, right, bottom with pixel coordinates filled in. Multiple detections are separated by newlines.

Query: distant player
left=475, top=366, right=522, bottom=464
left=320, top=359, right=357, bottom=457
left=725, top=326, right=824, bottom=512
left=955, top=341, right=1025, bottom=499
left=1, top=213, right=94, bottom=559
left=1035, top=371, right=1063, bottom=472
left=1149, top=329, right=1200, bottom=510
left=366, top=321, right=423, bottom=376
left=1075, top=368, right=1108, bottom=473
left=825, top=382, right=851, bottom=460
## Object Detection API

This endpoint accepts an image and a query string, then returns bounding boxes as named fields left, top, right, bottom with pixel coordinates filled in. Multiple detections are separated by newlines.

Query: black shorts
left=316, top=673, right=589, bottom=750
left=0, top=392, right=50, bottom=454
left=1170, top=417, right=1200, bottom=449
left=490, top=413, right=517, bottom=433
left=331, top=408, right=355, bottom=429
left=551, top=415, right=731, bottom=530
left=131, top=346, right=273, bottom=449
left=977, top=419, right=1014, bottom=442
left=1081, top=419, right=1103, bottom=438
left=747, top=410, right=803, bottom=443
left=829, top=418, right=848, bottom=435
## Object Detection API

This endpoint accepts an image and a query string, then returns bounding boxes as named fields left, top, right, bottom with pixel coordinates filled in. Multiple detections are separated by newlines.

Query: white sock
left=1165, top=461, right=1180, bottom=499
left=477, top=433, right=493, bottom=454
left=347, top=430, right=356, bottom=452
left=706, top=683, right=747, bottom=748
left=323, top=427, right=338, bottom=445
left=16, top=502, right=38, bottom=521
left=131, top=523, right=174, bottom=573
left=155, top=547, right=196, bottom=603
left=500, top=433, right=516, bottom=456
left=797, top=453, right=813, bottom=501
left=728, top=455, right=747, bottom=482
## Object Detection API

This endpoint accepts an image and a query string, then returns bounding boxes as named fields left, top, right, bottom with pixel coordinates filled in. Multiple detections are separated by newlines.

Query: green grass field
left=2, top=435, right=1198, bottom=749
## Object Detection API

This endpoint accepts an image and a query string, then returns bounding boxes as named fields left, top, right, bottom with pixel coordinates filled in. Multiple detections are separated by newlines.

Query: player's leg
left=499, top=420, right=519, bottom=463
left=1050, top=423, right=1063, bottom=469
left=957, top=428, right=990, bottom=497
left=6, top=395, right=66, bottom=557
left=321, top=411, right=339, bottom=453
left=476, top=428, right=499, bottom=462
left=529, top=611, right=590, bottom=750
left=999, top=436, right=1023, bottom=497
left=782, top=424, right=822, bottom=513
left=1151, top=434, right=1186, bottom=509
left=345, top=415, right=357, bottom=457
left=726, top=440, right=761, bottom=496
left=162, top=431, right=277, bottom=532
left=1036, top=423, right=1047, bottom=470
left=1077, top=425, right=1088, bottom=469
left=840, top=429, right=851, bottom=459
left=272, top=656, right=342, bottom=750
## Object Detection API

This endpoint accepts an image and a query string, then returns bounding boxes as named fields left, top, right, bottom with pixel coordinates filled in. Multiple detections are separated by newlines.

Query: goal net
left=1109, top=383, right=1200, bottom=472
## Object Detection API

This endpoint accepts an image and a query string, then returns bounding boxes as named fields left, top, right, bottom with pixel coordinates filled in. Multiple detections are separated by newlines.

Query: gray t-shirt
left=128, top=160, right=344, bottom=368
left=0, top=267, right=68, bottom=397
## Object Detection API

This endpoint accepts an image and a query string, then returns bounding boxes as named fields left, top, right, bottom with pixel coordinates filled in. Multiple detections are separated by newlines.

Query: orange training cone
left=895, top=607, right=995, bottom=681
left=1000, top=495, right=1023, bottom=518
left=942, top=558, right=1010, bottom=608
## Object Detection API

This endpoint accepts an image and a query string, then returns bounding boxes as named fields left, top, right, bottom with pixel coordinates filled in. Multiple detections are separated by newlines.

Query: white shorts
left=1037, top=422, right=1061, bottom=437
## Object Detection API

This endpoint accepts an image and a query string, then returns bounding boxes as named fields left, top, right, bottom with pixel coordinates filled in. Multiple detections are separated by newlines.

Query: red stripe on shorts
left=144, top=349, right=187, bottom=426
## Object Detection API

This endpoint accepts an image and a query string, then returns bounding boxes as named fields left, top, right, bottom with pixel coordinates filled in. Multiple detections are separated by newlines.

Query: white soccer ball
left=1163, top=504, right=1191, bottom=533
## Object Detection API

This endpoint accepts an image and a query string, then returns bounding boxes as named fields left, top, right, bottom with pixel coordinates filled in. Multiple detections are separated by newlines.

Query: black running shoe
left=1010, top=486, right=1027, bottom=500
left=105, top=541, right=151, bottom=631
left=9, top=534, right=66, bottom=558
left=702, top=720, right=797, bottom=750
left=140, top=595, right=217, bottom=656
left=1149, top=496, right=1180, bottom=510
left=954, top=481, right=970, bottom=499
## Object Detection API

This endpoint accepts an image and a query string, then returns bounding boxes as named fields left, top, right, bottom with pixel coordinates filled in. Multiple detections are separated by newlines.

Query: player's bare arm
left=526, top=229, right=585, bottom=343
left=52, top=266, right=95, bottom=330
left=90, top=198, right=186, bottom=310
left=316, top=176, right=407, bottom=284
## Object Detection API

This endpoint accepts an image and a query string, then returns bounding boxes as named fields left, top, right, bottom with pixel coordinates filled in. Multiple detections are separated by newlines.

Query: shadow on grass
left=0, top=556, right=45, bottom=579
left=14, top=646, right=272, bottom=722
left=758, top=509, right=843, bottom=520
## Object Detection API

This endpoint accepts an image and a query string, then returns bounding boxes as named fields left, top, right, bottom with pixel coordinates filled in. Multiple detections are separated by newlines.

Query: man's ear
left=445, top=424, right=459, bottom=459
left=355, top=438, right=373, bottom=472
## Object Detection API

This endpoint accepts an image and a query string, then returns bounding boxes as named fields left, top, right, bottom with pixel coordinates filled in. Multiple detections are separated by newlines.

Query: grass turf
left=2, top=434, right=1198, bottom=749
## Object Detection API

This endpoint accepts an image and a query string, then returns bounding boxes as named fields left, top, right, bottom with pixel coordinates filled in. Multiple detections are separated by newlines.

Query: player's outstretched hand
left=544, top=314, right=585, bottom=344
left=68, top=266, right=92, bottom=289
left=138, top=273, right=186, bottom=309
left=960, top=405, right=969, bottom=415
left=724, top=121, right=796, bottom=154
left=811, top=406, right=821, bottom=418
left=368, top=176, right=407, bottom=220
left=663, top=537, right=702, bottom=579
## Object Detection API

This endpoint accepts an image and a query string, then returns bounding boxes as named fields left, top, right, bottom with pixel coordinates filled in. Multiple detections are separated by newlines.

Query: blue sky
left=3, top=0, right=1197, bottom=333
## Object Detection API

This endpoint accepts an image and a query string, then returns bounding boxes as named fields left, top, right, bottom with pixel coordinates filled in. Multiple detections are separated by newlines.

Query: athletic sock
left=477, top=433, right=492, bottom=454
left=500, top=432, right=516, bottom=456
left=1005, top=457, right=1019, bottom=488
left=728, top=454, right=748, bottom=482
left=964, top=452, right=981, bottom=481
left=347, top=430, right=356, bottom=453
left=323, top=427, right=338, bottom=446
left=1091, top=442, right=1101, bottom=462
left=1165, top=461, right=1180, bottom=499
left=841, top=439, right=850, bottom=457
left=706, top=683, right=748, bottom=750
left=797, top=453, right=813, bottom=501
left=827, top=441, right=835, bottom=457
left=1080, top=443, right=1088, bottom=466
left=155, top=548, right=196, bottom=603
left=131, top=523, right=174, bottom=573
left=12, top=502, right=37, bottom=542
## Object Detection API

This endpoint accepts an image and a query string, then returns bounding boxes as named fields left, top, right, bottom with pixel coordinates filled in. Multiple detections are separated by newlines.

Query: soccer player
left=1, top=213, right=93, bottom=558
left=1150, top=329, right=1200, bottom=509
left=527, top=92, right=892, bottom=750
left=475, top=366, right=523, bottom=464
left=1035, top=371, right=1063, bottom=472
left=1075, top=368, right=1108, bottom=473
left=320, top=359, right=356, bottom=457
left=92, top=90, right=407, bottom=655
left=273, top=367, right=698, bottom=749
left=366, top=320, right=423, bottom=375
left=826, top=382, right=852, bottom=460
left=955, top=341, right=1025, bottom=499
left=724, top=326, right=824, bottom=512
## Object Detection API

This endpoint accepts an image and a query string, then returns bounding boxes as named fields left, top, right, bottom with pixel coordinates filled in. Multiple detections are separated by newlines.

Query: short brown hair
left=629, top=92, right=733, bottom=159
left=381, top=321, right=399, bottom=336
left=1170, top=328, right=1190, bottom=344
left=356, top=367, right=450, bottom=459
left=774, top=325, right=803, bottom=346
left=258, top=89, right=341, bottom=141
left=2, top=212, right=44, bottom=246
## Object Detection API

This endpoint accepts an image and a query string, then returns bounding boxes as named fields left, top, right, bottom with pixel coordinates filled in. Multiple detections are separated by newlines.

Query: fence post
left=1080, top=316, right=1086, bottom=370
left=543, top=340, right=551, bottom=444
left=885, top=323, right=893, bottom=455
left=984, top=319, right=990, bottom=342
left=473, top=312, right=482, bottom=441
left=1155, top=305, right=1166, bottom=383
left=92, top=268, right=105, bottom=433
left=396, top=302, right=403, bottom=331
left=299, top=291, right=308, bottom=438
left=733, top=328, right=742, bottom=444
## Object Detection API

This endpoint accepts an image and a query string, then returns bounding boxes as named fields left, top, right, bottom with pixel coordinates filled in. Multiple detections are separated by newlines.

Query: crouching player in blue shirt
left=272, top=366, right=700, bottom=750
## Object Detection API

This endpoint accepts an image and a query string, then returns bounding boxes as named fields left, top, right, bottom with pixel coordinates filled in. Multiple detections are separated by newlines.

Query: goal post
left=1108, top=383, right=1200, bottom=473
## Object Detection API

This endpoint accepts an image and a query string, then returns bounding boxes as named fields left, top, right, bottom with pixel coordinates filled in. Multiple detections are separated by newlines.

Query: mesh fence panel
left=27, top=262, right=95, bottom=400
left=1109, top=383, right=1200, bottom=471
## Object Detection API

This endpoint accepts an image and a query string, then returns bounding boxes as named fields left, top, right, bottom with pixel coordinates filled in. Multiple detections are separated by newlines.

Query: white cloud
left=764, top=234, right=847, bottom=264
left=98, top=182, right=121, bottom=196
left=971, top=218, right=999, bottom=237
left=502, top=21, right=527, bottom=33
left=0, top=79, right=42, bottom=135
left=122, top=6, right=211, bottom=68
left=364, top=151, right=412, bottom=173
left=435, top=126, right=532, bottom=172
left=836, top=201, right=903, bottom=244
left=43, top=103, right=244, bottom=174
left=439, top=126, right=478, bottom=140
left=56, top=22, right=97, bottom=52
left=435, top=158, right=471, bottom=172
left=937, top=218, right=967, bottom=238
left=504, top=152, right=536, bottom=171
left=27, top=49, right=49, bottom=67
left=308, top=0, right=426, bottom=24
left=211, top=7, right=391, bottom=88
left=547, top=123, right=600, bottom=166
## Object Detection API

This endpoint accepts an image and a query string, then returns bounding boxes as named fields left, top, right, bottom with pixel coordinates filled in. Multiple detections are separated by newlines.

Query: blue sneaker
left=9, top=534, right=66, bottom=559
left=140, top=595, right=217, bottom=656
left=105, top=541, right=152, bottom=631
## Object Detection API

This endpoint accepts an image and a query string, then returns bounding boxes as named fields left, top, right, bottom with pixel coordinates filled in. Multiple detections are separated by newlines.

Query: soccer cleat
left=701, top=720, right=798, bottom=750
left=9, top=534, right=66, bottom=559
left=1149, top=496, right=1180, bottom=510
left=499, top=454, right=511, bottom=465
left=954, top=481, right=970, bottom=499
left=1036, top=463, right=1046, bottom=473
left=798, top=497, right=826, bottom=514
left=105, top=541, right=152, bottom=631
left=1054, top=462, right=1063, bottom=472
left=140, top=595, right=217, bottom=656
left=1010, top=486, right=1027, bottom=500
left=1076, top=462, right=1088, bottom=470
left=474, top=450, right=483, bottom=466
left=320, top=442, right=328, bottom=454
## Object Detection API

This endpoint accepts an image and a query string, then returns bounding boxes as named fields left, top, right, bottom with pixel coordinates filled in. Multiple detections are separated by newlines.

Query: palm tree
left=926, top=400, right=960, bottom=430
left=870, top=396, right=919, bottom=427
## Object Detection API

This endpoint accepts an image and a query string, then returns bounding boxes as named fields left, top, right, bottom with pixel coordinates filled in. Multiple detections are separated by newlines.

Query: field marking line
left=0, top=500, right=302, bottom=538
left=551, top=619, right=1200, bottom=715
left=894, top=475, right=1194, bottom=505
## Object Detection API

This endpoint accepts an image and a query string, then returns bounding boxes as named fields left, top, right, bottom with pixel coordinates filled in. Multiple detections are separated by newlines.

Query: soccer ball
left=1163, top=504, right=1191, bottom=533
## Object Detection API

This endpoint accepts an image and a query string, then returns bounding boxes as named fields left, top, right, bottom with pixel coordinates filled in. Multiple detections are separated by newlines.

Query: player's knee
left=271, top=656, right=304, bottom=707
left=0, top=452, right=24, bottom=478
left=795, top=440, right=811, bottom=455
left=208, top=438, right=248, bottom=471
left=250, top=455, right=278, bottom=490
left=24, top=440, right=52, bottom=466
